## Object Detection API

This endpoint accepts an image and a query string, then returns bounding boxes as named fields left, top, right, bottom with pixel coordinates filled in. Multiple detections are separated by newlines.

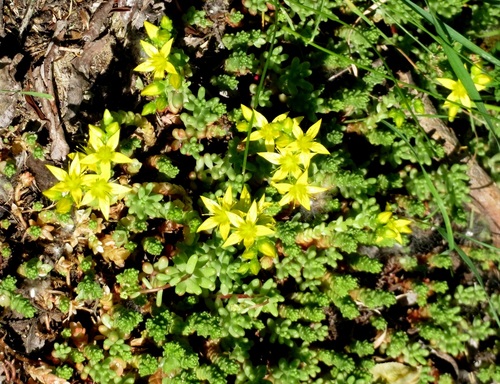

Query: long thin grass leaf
left=425, top=4, right=499, bottom=150
left=399, top=0, right=500, bottom=67
left=241, top=11, right=279, bottom=175
left=0, top=89, right=54, bottom=100
left=308, top=0, right=325, bottom=43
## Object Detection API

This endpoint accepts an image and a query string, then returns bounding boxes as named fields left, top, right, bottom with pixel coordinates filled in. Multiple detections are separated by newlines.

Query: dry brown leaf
left=371, top=362, right=420, bottom=384
left=25, top=363, right=70, bottom=384
left=100, top=234, right=131, bottom=267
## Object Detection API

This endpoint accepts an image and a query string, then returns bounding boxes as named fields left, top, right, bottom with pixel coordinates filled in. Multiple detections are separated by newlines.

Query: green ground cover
left=1, top=0, right=500, bottom=383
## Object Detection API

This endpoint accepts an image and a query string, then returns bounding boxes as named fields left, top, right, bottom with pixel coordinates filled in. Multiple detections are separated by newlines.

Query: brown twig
left=0, top=0, right=5, bottom=38
left=18, top=0, right=36, bottom=37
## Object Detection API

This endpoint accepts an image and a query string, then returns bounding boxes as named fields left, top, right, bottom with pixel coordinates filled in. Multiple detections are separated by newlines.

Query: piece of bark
left=419, top=94, right=500, bottom=246
left=81, top=0, right=114, bottom=43
left=32, top=21, right=70, bottom=162
left=0, top=55, right=22, bottom=128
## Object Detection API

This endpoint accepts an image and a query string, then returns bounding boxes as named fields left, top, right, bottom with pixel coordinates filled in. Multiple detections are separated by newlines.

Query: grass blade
left=0, top=89, right=54, bottom=100
left=398, top=0, right=500, bottom=67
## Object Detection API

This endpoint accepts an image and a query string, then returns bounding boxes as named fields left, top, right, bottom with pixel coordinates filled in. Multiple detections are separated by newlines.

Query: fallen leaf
left=25, top=363, right=70, bottom=384
left=371, top=362, right=421, bottom=384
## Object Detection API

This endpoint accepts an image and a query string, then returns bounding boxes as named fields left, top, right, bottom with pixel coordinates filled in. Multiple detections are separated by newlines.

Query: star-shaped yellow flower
left=43, top=155, right=86, bottom=207
left=223, top=200, right=275, bottom=249
left=273, top=169, right=327, bottom=210
left=258, top=148, right=315, bottom=181
left=134, top=38, right=177, bottom=80
left=284, top=120, right=330, bottom=165
left=197, top=186, right=235, bottom=240
left=240, top=105, right=299, bottom=151
left=81, top=169, right=131, bottom=221
left=436, top=63, right=492, bottom=122
left=80, top=124, right=133, bottom=174
left=375, top=210, right=412, bottom=244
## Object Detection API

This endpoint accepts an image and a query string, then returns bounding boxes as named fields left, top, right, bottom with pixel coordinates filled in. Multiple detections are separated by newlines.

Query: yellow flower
left=273, top=170, right=327, bottom=211
left=240, top=105, right=298, bottom=151
left=43, top=155, right=86, bottom=207
left=197, top=186, right=235, bottom=240
left=258, top=148, right=315, bottom=181
left=223, top=201, right=275, bottom=249
left=436, top=63, right=492, bottom=122
left=81, top=169, right=131, bottom=221
left=284, top=120, right=330, bottom=165
left=134, top=38, right=177, bottom=80
left=80, top=124, right=133, bottom=174
left=375, top=210, right=412, bottom=245
left=470, top=63, right=492, bottom=91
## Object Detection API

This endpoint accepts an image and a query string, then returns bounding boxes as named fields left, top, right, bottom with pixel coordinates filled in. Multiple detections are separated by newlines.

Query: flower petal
left=43, top=187, right=63, bottom=200
left=106, top=130, right=120, bottom=151
left=110, top=152, right=134, bottom=164
left=46, top=165, right=68, bottom=181
left=160, top=38, right=174, bottom=57
left=254, top=225, right=274, bottom=237
left=134, top=61, right=156, bottom=73
left=200, top=196, right=220, bottom=214
left=109, top=183, right=132, bottom=198
left=436, top=78, right=457, bottom=90
left=227, top=211, right=244, bottom=227
left=305, top=119, right=322, bottom=139
left=223, top=232, right=242, bottom=248
left=197, top=217, right=218, bottom=232
left=309, top=142, right=330, bottom=155
left=140, top=40, right=159, bottom=58
left=165, top=62, right=177, bottom=75
left=99, top=198, right=111, bottom=221
left=144, top=21, right=159, bottom=40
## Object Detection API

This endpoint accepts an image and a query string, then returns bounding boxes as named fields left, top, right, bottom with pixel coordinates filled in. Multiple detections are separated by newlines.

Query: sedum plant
left=0, top=3, right=498, bottom=384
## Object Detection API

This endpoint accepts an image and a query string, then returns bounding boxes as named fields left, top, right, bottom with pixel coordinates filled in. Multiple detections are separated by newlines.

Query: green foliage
left=156, top=156, right=180, bottom=178
left=2, top=161, right=16, bottom=177
left=145, top=308, right=183, bottom=343
left=138, top=354, right=159, bottom=377
left=183, top=6, right=212, bottom=28
left=222, top=30, right=267, bottom=50
left=113, top=306, right=143, bottom=335
left=54, top=365, right=73, bottom=380
left=142, top=236, right=163, bottom=256
left=278, top=57, right=313, bottom=96
left=211, top=74, right=239, bottom=91
left=125, top=183, right=164, bottom=220
left=76, top=273, right=103, bottom=301
left=18, top=257, right=53, bottom=279
left=181, top=87, right=227, bottom=132
left=169, top=251, right=218, bottom=295
left=27, top=225, right=42, bottom=239
left=116, top=269, right=141, bottom=299
left=162, top=341, right=199, bottom=374
left=0, top=276, right=36, bottom=318
left=243, top=0, right=269, bottom=15
left=225, top=51, right=259, bottom=75
left=3, top=4, right=499, bottom=383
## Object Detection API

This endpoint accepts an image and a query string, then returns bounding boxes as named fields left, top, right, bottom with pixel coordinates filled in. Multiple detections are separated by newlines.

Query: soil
left=0, top=1, right=169, bottom=382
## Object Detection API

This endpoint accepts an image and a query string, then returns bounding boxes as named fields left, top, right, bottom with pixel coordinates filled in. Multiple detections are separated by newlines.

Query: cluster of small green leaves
left=35, top=1, right=500, bottom=383
left=0, top=276, right=36, bottom=318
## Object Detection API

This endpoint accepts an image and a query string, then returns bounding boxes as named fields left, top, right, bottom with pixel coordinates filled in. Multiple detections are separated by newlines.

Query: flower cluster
left=197, top=186, right=276, bottom=255
left=240, top=105, right=329, bottom=210
left=43, top=110, right=132, bottom=220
